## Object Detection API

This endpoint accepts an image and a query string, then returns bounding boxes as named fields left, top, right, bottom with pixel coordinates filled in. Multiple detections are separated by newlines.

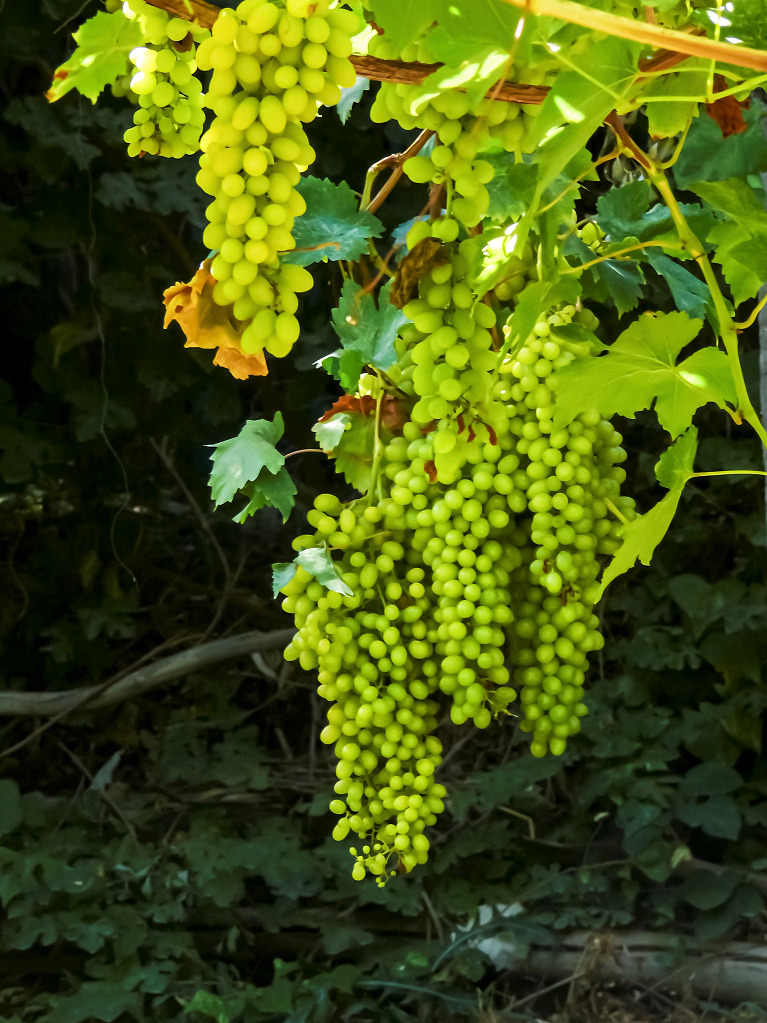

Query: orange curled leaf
left=162, top=260, right=268, bottom=379
left=705, top=75, right=750, bottom=139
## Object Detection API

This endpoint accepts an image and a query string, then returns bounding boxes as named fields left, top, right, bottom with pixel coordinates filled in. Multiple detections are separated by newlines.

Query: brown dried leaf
left=705, top=75, right=750, bottom=139
left=318, top=394, right=407, bottom=433
left=390, top=237, right=450, bottom=309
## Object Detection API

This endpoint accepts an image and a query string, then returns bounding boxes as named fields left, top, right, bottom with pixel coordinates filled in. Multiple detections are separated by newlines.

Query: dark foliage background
left=2, top=3, right=767, bottom=1021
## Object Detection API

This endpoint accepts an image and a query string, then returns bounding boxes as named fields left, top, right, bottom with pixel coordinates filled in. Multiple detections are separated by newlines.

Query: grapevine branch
left=499, top=0, right=767, bottom=73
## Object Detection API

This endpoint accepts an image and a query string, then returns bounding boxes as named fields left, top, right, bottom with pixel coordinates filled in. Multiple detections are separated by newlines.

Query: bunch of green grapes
left=193, top=0, right=357, bottom=360
left=497, top=304, right=635, bottom=756
left=391, top=220, right=534, bottom=484
left=280, top=408, right=542, bottom=881
left=121, top=0, right=208, bottom=158
left=368, top=36, right=555, bottom=224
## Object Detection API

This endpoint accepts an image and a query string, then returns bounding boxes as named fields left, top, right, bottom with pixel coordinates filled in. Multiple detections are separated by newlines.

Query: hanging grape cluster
left=121, top=0, right=209, bottom=158
left=368, top=37, right=557, bottom=224
left=279, top=221, right=635, bottom=881
left=193, top=0, right=357, bottom=360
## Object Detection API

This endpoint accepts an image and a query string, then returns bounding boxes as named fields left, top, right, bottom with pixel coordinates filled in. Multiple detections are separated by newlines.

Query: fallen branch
left=0, top=629, right=295, bottom=718
left=475, top=927, right=767, bottom=1005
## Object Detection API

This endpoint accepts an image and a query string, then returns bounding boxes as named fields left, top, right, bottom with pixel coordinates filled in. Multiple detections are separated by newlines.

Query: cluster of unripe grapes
left=368, top=36, right=555, bottom=224
left=278, top=221, right=635, bottom=880
left=390, top=220, right=536, bottom=484
left=121, top=0, right=208, bottom=158
left=193, top=0, right=357, bottom=358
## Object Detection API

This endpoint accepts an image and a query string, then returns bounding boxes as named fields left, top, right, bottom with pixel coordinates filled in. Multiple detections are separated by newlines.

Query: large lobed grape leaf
left=47, top=10, right=142, bottom=104
left=282, top=178, right=383, bottom=267
left=551, top=310, right=736, bottom=438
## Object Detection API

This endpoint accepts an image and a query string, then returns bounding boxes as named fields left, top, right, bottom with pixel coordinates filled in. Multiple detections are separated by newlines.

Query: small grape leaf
left=312, top=413, right=350, bottom=452
left=646, top=252, right=712, bottom=322
left=283, top=178, right=383, bottom=266
left=594, top=258, right=645, bottom=317
left=597, top=426, right=697, bottom=598
left=296, top=547, right=352, bottom=597
left=208, top=415, right=285, bottom=507
left=47, top=10, right=142, bottom=104
left=640, top=63, right=708, bottom=139
left=272, top=561, right=297, bottom=597
left=314, top=395, right=407, bottom=492
left=337, top=76, right=370, bottom=123
left=322, top=280, right=407, bottom=391
left=233, top=468, right=297, bottom=523
left=272, top=548, right=352, bottom=599
left=550, top=311, right=736, bottom=438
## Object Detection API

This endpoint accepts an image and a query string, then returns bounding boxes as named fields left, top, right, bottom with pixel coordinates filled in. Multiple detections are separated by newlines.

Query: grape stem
left=692, top=470, right=767, bottom=478
left=606, top=112, right=767, bottom=455
left=604, top=498, right=630, bottom=526
left=361, top=130, right=435, bottom=214
left=367, top=375, right=386, bottom=506
left=560, top=239, right=684, bottom=275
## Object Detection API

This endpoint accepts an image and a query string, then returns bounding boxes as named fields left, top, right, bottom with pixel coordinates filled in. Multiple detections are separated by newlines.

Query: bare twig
left=150, top=436, right=233, bottom=640
left=56, top=741, right=137, bottom=840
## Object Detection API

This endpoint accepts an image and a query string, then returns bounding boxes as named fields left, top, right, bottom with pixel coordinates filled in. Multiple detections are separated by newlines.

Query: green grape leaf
left=598, top=427, right=697, bottom=598
left=685, top=176, right=767, bottom=229
left=640, top=63, right=708, bottom=139
left=272, top=561, right=297, bottom=597
left=593, top=257, right=645, bottom=317
left=550, top=311, right=736, bottom=437
left=409, top=48, right=511, bottom=112
left=596, top=180, right=716, bottom=247
left=369, top=0, right=445, bottom=51
left=674, top=102, right=767, bottom=189
left=295, top=547, right=352, bottom=597
left=47, top=10, right=142, bottom=104
left=654, top=425, right=698, bottom=490
left=208, top=415, right=285, bottom=507
left=332, top=414, right=377, bottom=493
left=312, top=413, right=350, bottom=453
left=484, top=158, right=539, bottom=222
left=233, top=467, right=296, bottom=524
left=705, top=220, right=767, bottom=307
left=337, top=76, right=370, bottom=124
left=283, top=177, right=382, bottom=266
left=526, top=36, right=641, bottom=193
left=646, top=252, right=712, bottom=322
left=682, top=178, right=767, bottom=306
left=322, top=280, right=407, bottom=391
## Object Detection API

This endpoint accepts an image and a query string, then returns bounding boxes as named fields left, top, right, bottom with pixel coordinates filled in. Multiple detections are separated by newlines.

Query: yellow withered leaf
left=162, top=261, right=268, bottom=380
